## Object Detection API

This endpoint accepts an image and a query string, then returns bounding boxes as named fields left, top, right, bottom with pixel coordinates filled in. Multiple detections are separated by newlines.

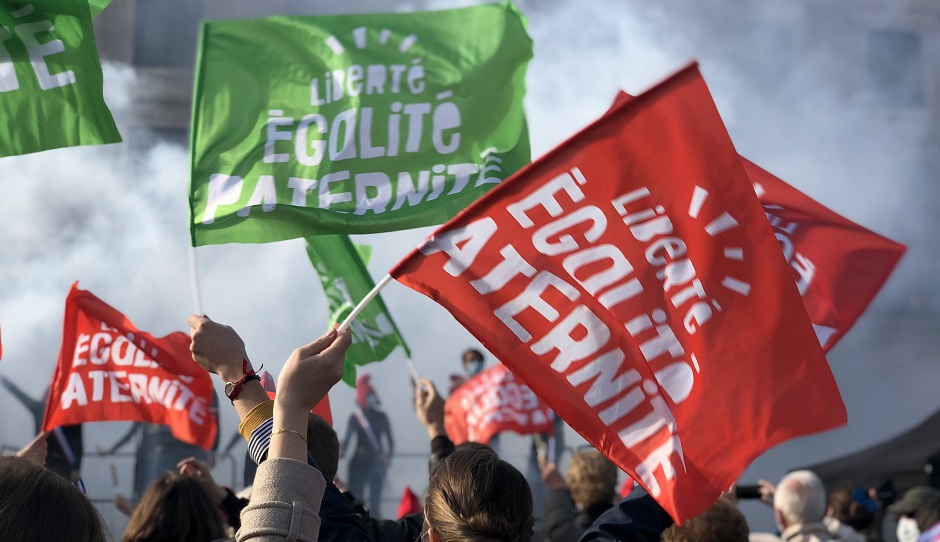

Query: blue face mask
left=465, top=360, right=483, bottom=377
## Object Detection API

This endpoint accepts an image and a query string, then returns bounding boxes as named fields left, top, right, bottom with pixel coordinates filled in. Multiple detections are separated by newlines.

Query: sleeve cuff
left=239, top=400, right=275, bottom=440
left=247, top=417, right=274, bottom=465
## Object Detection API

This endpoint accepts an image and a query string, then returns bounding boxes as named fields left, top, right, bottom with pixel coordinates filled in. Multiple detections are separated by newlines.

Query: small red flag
left=42, top=283, right=217, bottom=450
left=389, top=64, right=845, bottom=523
left=396, top=485, right=422, bottom=519
left=614, top=91, right=905, bottom=351
left=444, top=363, right=554, bottom=445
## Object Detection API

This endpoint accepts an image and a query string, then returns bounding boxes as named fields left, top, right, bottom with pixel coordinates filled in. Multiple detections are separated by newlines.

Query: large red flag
left=614, top=91, right=905, bottom=351
left=389, top=64, right=846, bottom=523
left=43, top=284, right=217, bottom=450
left=444, top=363, right=554, bottom=445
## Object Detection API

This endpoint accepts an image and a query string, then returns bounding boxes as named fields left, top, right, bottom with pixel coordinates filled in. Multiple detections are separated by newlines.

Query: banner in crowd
left=613, top=91, right=905, bottom=351
left=391, top=64, right=847, bottom=523
left=444, top=363, right=554, bottom=445
left=0, top=324, right=3, bottom=360
left=0, top=0, right=120, bottom=157
left=306, top=235, right=410, bottom=386
left=43, top=284, right=217, bottom=450
left=259, top=370, right=333, bottom=425
left=743, top=159, right=905, bottom=350
left=190, top=3, right=533, bottom=246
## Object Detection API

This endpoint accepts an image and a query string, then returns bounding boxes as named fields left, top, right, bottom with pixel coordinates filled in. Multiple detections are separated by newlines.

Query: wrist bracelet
left=272, top=428, right=308, bottom=443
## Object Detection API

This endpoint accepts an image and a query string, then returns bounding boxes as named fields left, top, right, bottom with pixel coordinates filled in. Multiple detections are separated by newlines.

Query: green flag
left=89, top=0, right=114, bottom=18
left=190, top=2, right=532, bottom=246
left=306, top=235, right=410, bottom=386
left=0, top=0, right=120, bottom=157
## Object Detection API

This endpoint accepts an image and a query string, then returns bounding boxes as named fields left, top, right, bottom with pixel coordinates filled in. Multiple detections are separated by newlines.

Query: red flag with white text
left=614, top=91, right=905, bottom=351
left=390, top=64, right=846, bottom=523
left=444, top=363, right=554, bottom=445
left=744, top=159, right=905, bottom=350
left=42, top=284, right=217, bottom=450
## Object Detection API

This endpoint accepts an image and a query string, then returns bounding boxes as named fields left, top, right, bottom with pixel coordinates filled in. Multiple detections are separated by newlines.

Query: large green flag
left=306, top=235, right=410, bottom=386
left=0, top=0, right=120, bottom=157
left=190, top=2, right=532, bottom=246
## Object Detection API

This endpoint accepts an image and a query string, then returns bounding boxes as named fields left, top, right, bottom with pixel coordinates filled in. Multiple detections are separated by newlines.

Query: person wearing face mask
left=462, top=348, right=485, bottom=379
left=342, top=373, right=395, bottom=520
left=887, top=487, right=940, bottom=542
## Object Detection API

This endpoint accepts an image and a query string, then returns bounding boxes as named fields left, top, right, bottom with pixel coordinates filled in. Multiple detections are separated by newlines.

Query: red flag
left=396, top=485, right=422, bottom=519
left=444, top=363, right=554, bottom=445
left=259, top=369, right=333, bottom=426
left=389, top=64, right=846, bottom=523
left=42, top=283, right=217, bottom=450
left=0, top=323, right=3, bottom=361
left=744, top=159, right=905, bottom=350
left=614, top=91, right=905, bottom=351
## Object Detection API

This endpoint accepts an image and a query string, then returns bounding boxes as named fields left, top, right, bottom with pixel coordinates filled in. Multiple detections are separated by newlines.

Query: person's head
left=0, top=456, right=106, bottom=542
left=661, top=499, right=749, bottom=542
left=355, top=373, right=380, bottom=409
left=888, top=486, right=940, bottom=542
left=122, top=471, right=226, bottom=542
left=827, top=485, right=875, bottom=531
left=773, top=470, right=827, bottom=529
left=425, top=449, right=534, bottom=542
left=462, top=349, right=485, bottom=378
left=565, top=449, right=617, bottom=509
left=915, top=492, right=940, bottom=533
left=307, top=413, right=339, bottom=480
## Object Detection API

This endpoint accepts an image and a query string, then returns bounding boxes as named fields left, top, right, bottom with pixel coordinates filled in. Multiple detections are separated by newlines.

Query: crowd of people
left=1, top=315, right=938, bottom=542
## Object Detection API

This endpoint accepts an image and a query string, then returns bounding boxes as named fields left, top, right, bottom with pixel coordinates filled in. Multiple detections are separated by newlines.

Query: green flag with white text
left=190, top=2, right=532, bottom=246
left=0, top=0, right=120, bottom=157
left=306, top=235, right=410, bottom=386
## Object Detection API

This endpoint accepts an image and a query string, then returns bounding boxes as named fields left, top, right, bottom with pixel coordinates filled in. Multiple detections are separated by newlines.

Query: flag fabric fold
left=613, top=91, right=905, bottom=351
left=189, top=3, right=533, bottom=245
left=306, top=235, right=410, bottom=386
left=389, top=64, right=846, bottom=523
left=42, top=283, right=216, bottom=450
left=0, top=0, right=120, bottom=157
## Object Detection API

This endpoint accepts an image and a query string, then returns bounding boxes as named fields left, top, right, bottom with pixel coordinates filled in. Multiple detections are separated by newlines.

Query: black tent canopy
left=802, top=407, right=940, bottom=493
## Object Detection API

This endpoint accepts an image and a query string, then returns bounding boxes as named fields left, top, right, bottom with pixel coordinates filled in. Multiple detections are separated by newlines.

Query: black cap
left=887, top=486, right=940, bottom=515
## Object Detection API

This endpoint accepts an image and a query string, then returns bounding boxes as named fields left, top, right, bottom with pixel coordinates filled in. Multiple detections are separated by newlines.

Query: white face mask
left=896, top=517, right=921, bottom=542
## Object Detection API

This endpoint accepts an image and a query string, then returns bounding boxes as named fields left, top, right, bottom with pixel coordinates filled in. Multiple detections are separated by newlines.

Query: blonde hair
left=425, top=449, right=534, bottom=542
left=566, top=449, right=617, bottom=508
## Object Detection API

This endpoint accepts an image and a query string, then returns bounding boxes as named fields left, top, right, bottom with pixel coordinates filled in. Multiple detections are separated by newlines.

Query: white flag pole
left=189, top=246, right=205, bottom=315
left=336, top=274, right=393, bottom=334
left=405, top=358, right=421, bottom=386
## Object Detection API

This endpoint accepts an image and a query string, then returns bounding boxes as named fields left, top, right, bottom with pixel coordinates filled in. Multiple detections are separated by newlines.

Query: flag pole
left=405, top=358, right=421, bottom=386
left=337, top=274, right=392, bottom=334
left=189, top=246, right=205, bottom=315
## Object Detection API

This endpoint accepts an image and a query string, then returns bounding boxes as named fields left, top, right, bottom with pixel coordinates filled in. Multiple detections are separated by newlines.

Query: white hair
left=774, top=470, right=827, bottom=524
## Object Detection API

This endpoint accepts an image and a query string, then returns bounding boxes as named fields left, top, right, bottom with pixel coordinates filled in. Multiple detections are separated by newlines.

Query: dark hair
left=915, top=493, right=940, bottom=532
left=828, top=485, right=875, bottom=530
left=121, top=471, right=225, bottom=542
left=426, top=449, right=534, bottom=542
left=662, top=499, right=749, bottom=542
left=307, top=413, right=339, bottom=480
left=0, top=456, right=106, bottom=542
left=462, top=349, right=484, bottom=363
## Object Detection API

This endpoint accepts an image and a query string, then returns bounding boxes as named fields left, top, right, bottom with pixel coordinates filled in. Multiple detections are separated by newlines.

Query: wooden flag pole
left=336, top=274, right=393, bottom=334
